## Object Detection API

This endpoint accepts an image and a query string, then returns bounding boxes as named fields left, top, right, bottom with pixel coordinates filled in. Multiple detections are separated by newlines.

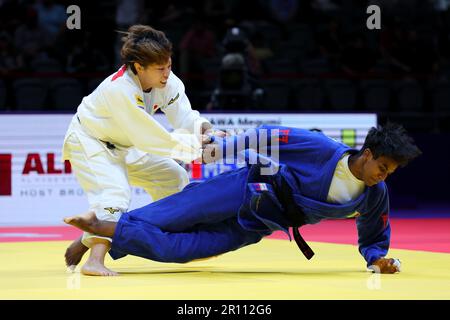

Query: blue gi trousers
left=109, top=167, right=270, bottom=263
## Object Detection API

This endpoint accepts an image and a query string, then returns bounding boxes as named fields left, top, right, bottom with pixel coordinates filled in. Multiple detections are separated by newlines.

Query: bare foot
left=64, top=211, right=98, bottom=233
left=79, top=238, right=118, bottom=276
left=65, top=236, right=89, bottom=267
left=81, top=261, right=119, bottom=276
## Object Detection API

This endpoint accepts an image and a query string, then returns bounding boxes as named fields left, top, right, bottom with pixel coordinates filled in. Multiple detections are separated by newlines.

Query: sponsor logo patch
left=167, top=93, right=180, bottom=106
left=104, top=207, right=121, bottom=214
left=135, top=94, right=145, bottom=108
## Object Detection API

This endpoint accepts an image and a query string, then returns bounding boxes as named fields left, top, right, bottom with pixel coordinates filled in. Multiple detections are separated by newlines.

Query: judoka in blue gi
left=64, top=122, right=421, bottom=274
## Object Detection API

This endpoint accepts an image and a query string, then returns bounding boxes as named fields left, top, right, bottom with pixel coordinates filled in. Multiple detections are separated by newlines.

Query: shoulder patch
left=167, top=93, right=180, bottom=106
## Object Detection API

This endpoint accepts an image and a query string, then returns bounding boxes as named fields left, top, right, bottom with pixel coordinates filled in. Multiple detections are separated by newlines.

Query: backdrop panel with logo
left=0, top=113, right=376, bottom=226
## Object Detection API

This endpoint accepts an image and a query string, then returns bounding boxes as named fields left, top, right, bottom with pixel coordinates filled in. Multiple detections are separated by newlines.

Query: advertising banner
left=0, top=113, right=376, bottom=225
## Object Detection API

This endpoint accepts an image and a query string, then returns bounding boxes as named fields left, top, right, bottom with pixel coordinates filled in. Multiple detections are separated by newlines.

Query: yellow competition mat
left=0, top=239, right=449, bottom=300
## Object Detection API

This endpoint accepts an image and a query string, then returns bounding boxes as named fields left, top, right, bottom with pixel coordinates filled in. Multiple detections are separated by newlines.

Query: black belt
left=101, top=141, right=116, bottom=150
left=76, top=115, right=116, bottom=150
left=272, top=175, right=315, bottom=260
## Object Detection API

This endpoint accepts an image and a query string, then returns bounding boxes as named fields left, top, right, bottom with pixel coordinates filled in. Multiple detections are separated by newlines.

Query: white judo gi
left=62, top=65, right=210, bottom=246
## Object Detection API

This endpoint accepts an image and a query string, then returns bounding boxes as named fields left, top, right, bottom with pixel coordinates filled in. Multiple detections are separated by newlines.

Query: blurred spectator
left=0, top=0, right=27, bottom=32
left=0, top=31, right=22, bottom=74
left=179, top=16, right=216, bottom=78
left=29, top=49, right=63, bottom=72
left=34, top=0, right=66, bottom=43
left=204, top=0, right=233, bottom=21
left=435, top=27, right=450, bottom=79
left=0, top=0, right=448, bottom=131
left=402, top=30, right=438, bottom=74
left=315, top=18, right=343, bottom=63
left=311, top=0, right=339, bottom=11
left=266, top=0, right=299, bottom=23
left=67, top=33, right=109, bottom=73
left=249, top=31, right=274, bottom=74
left=14, top=8, right=48, bottom=69
left=382, top=23, right=438, bottom=75
left=159, top=2, right=186, bottom=25
left=222, top=26, right=262, bottom=77
left=114, top=0, right=145, bottom=67
left=115, top=0, right=145, bottom=30
left=208, top=27, right=264, bottom=110
left=179, top=16, right=216, bottom=92
left=208, top=52, right=253, bottom=110
left=433, top=0, right=450, bottom=11
left=203, top=0, right=235, bottom=37
left=380, top=23, right=412, bottom=73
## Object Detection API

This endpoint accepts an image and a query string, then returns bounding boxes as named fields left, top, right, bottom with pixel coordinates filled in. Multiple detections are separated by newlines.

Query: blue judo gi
left=109, top=126, right=391, bottom=266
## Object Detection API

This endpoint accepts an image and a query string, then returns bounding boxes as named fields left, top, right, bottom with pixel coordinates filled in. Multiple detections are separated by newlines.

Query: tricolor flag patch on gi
left=254, top=183, right=268, bottom=191
left=248, top=182, right=273, bottom=193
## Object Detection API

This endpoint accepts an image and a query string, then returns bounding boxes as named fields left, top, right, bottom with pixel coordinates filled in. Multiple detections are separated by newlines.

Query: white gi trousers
left=63, top=117, right=189, bottom=247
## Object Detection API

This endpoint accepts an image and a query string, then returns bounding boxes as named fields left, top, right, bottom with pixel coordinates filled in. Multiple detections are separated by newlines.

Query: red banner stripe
left=0, top=154, right=12, bottom=196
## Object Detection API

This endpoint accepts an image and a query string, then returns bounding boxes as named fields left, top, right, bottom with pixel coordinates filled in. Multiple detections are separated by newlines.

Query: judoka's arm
left=161, top=73, right=211, bottom=134
left=102, top=85, right=202, bottom=162
left=356, top=185, right=400, bottom=274
left=202, top=125, right=280, bottom=164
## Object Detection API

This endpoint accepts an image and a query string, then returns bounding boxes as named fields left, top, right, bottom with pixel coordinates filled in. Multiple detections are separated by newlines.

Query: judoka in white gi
left=62, top=25, right=222, bottom=276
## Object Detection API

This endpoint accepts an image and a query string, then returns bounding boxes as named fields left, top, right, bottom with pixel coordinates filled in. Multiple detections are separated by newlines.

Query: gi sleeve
left=161, top=73, right=211, bottom=134
left=102, top=84, right=202, bottom=163
left=356, top=184, right=391, bottom=266
left=212, top=125, right=280, bottom=163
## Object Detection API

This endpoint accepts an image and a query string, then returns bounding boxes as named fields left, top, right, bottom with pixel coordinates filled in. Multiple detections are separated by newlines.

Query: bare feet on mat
left=65, top=212, right=119, bottom=276
left=81, top=261, right=119, bottom=276
left=81, top=240, right=119, bottom=276
left=65, top=236, right=88, bottom=268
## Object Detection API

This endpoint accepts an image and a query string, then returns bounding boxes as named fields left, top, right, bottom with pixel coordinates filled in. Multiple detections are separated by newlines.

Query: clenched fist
left=369, top=258, right=401, bottom=274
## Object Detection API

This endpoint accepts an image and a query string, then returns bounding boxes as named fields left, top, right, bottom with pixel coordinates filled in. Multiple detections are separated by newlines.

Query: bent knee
left=171, top=165, right=189, bottom=189
left=156, top=165, right=189, bottom=191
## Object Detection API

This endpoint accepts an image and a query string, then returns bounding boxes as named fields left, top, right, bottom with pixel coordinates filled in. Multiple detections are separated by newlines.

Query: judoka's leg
left=127, top=153, right=189, bottom=201
left=124, top=166, right=249, bottom=232
left=64, top=205, right=270, bottom=262
left=66, top=166, right=250, bottom=261
left=65, top=133, right=130, bottom=276
left=112, top=214, right=268, bottom=263
left=65, top=211, right=116, bottom=238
